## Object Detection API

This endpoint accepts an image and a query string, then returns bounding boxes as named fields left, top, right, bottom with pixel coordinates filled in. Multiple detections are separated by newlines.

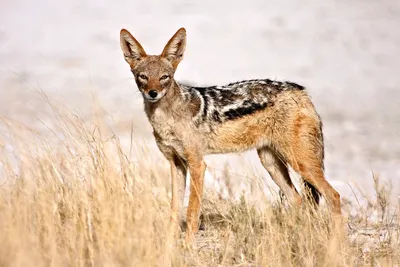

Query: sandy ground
left=1, top=0, right=399, bottom=203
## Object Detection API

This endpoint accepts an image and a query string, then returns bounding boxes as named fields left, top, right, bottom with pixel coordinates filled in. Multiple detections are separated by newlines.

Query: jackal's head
left=120, top=28, right=186, bottom=103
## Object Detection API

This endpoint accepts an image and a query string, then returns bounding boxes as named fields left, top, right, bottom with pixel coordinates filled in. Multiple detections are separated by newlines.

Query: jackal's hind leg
left=257, top=147, right=302, bottom=207
left=285, top=115, right=341, bottom=215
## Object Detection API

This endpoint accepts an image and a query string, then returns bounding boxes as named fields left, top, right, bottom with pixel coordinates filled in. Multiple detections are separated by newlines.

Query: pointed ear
left=161, top=28, right=186, bottom=69
left=120, top=29, right=147, bottom=66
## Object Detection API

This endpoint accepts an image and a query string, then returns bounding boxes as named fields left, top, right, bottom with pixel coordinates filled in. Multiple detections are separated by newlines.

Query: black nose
left=148, top=90, right=158, bottom=98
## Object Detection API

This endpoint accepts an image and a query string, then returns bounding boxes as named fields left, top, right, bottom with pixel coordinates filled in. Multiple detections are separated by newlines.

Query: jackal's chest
left=149, top=110, right=186, bottom=157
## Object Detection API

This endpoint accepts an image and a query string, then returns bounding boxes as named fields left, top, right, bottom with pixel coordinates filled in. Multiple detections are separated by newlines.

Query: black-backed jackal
left=120, top=27, right=341, bottom=243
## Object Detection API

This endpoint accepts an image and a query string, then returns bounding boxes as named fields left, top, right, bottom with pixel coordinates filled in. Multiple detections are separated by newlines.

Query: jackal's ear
left=161, top=28, right=186, bottom=69
left=120, top=29, right=147, bottom=66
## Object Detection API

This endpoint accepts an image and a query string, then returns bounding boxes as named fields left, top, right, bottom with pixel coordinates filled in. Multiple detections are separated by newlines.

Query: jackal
left=120, top=27, right=341, bottom=242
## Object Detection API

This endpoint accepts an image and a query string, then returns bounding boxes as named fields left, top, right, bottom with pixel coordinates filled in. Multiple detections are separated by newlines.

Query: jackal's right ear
left=120, top=29, right=147, bottom=66
left=161, top=28, right=186, bottom=69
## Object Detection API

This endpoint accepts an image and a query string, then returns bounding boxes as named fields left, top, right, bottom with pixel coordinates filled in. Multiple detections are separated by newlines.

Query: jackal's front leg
left=185, top=153, right=206, bottom=244
left=169, top=155, right=187, bottom=233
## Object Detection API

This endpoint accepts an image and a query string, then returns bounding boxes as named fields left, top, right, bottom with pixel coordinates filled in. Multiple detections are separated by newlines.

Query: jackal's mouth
left=143, top=89, right=167, bottom=103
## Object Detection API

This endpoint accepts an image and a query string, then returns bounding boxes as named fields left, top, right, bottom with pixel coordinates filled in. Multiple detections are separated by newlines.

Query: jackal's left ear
left=120, top=29, right=147, bottom=66
left=161, top=28, right=186, bottom=69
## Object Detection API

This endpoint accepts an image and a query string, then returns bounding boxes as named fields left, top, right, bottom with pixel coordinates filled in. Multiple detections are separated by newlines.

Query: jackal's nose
left=148, top=90, right=158, bottom=98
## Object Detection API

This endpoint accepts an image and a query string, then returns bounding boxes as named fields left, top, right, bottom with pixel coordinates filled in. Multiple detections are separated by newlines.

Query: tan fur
left=120, top=27, right=341, bottom=244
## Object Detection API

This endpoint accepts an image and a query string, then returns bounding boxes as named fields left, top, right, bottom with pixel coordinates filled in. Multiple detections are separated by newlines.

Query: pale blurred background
left=1, top=0, right=399, bottom=203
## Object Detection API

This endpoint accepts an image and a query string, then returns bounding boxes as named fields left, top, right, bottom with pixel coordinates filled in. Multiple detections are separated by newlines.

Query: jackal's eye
left=159, top=74, right=169, bottom=81
left=138, top=74, right=148, bottom=80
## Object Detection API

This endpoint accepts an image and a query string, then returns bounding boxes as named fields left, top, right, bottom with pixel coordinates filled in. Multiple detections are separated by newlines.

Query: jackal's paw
left=184, top=232, right=197, bottom=250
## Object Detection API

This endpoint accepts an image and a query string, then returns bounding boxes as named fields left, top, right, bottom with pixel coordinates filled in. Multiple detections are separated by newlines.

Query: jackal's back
left=179, top=79, right=305, bottom=124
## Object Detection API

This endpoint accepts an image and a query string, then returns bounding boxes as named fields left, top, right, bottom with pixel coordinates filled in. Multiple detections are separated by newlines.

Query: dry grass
left=0, top=99, right=399, bottom=267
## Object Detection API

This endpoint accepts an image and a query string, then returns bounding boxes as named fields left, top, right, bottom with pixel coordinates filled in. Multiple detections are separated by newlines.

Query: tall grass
left=0, top=100, right=398, bottom=266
